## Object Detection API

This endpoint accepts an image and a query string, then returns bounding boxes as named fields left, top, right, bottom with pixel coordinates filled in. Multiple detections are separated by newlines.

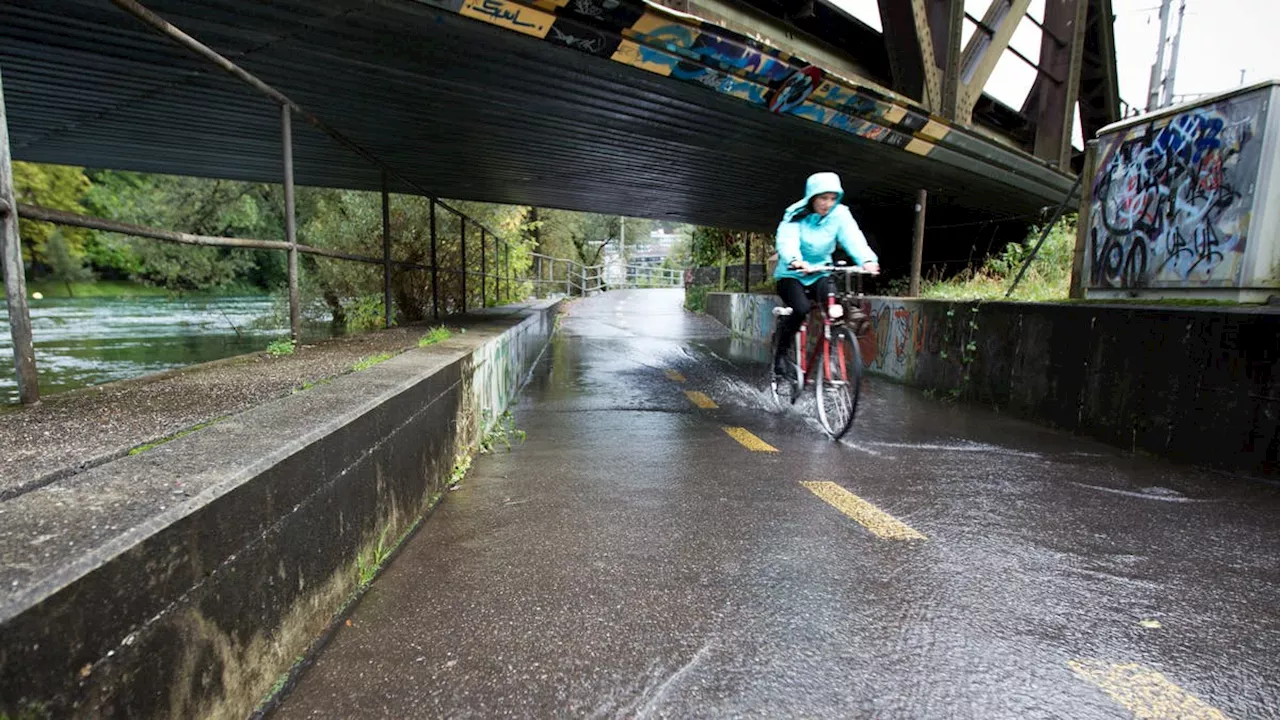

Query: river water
left=1, top=295, right=330, bottom=404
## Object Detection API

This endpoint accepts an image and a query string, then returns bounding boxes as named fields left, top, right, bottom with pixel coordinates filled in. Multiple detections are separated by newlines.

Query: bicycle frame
left=794, top=266, right=866, bottom=389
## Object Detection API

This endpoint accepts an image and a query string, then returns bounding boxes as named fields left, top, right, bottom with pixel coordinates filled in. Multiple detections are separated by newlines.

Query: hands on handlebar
left=788, top=260, right=881, bottom=276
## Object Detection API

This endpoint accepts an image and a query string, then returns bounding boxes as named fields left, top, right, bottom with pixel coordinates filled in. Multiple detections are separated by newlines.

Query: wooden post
left=1070, top=140, right=1099, bottom=299
left=910, top=189, right=928, bottom=296
left=381, top=170, right=392, bottom=328
left=282, top=105, right=301, bottom=341
left=480, top=228, right=487, bottom=307
left=0, top=66, right=39, bottom=404
left=743, top=234, right=751, bottom=292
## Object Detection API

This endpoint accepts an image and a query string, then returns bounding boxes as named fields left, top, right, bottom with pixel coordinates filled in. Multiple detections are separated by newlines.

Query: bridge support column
left=910, top=190, right=928, bottom=297
left=0, top=66, right=39, bottom=405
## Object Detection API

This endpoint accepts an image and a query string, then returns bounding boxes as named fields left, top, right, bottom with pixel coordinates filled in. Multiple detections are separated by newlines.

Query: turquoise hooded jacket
left=773, top=172, right=878, bottom=286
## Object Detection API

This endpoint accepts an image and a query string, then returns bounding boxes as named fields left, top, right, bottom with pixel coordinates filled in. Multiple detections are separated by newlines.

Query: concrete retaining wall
left=706, top=292, right=1280, bottom=476
left=0, top=301, right=559, bottom=719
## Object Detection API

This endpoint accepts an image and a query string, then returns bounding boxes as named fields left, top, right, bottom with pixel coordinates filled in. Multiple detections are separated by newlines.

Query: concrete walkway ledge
left=0, top=300, right=562, bottom=719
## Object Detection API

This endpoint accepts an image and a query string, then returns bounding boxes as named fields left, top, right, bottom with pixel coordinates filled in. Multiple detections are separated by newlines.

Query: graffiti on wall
left=1088, top=91, right=1266, bottom=289
left=713, top=294, right=954, bottom=384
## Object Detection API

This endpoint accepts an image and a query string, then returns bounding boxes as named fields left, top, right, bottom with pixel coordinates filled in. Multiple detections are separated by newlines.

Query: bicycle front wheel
left=815, top=327, right=863, bottom=439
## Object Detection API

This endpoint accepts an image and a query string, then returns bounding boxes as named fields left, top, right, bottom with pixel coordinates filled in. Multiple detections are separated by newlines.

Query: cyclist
left=773, top=171, right=880, bottom=377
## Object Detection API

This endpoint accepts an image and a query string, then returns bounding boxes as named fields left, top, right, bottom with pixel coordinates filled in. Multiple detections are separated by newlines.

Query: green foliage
left=449, top=454, right=473, bottom=488
left=23, top=280, right=169, bottom=299
left=356, top=526, right=392, bottom=587
left=351, top=352, right=395, bottom=372
left=10, top=161, right=95, bottom=269
left=418, top=326, right=453, bottom=347
left=479, top=410, right=526, bottom=453
left=684, top=285, right=710, bottom=312
left=267, top=338, right=296, bottom=357
left=84, top=171, right=283, bottom=290
left=921, top=215, right=1077, bottom=302
left=42, top=230, right=95, bottom=296
left=344, top=295, right=386, bottom=333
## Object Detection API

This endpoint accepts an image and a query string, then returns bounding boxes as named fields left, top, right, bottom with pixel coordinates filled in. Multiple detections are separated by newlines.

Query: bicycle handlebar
left=797, top=264, right=876, bottom=275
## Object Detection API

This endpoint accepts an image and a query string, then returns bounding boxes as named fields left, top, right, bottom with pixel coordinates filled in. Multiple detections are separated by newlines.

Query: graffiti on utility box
left=1087, top=91, right=1267, bottom=289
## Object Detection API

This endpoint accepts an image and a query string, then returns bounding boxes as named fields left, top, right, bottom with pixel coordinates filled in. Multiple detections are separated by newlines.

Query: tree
left=43, top=230, right=95, bottom=296
left=11, top=161, right=95, bottom=269
left=84, top=171, right=284, bottom=291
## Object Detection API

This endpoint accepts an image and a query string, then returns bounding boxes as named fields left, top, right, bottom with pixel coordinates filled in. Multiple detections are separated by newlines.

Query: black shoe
left=773, top=354, right=792, bottom=377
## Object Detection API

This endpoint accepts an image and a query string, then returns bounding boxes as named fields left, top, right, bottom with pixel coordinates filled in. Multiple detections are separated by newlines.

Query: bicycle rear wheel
left=815, top=326, right=863, bottom=439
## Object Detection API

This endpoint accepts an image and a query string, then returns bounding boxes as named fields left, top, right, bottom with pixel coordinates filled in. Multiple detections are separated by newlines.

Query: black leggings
left=774, top=277, right=834, bottom=360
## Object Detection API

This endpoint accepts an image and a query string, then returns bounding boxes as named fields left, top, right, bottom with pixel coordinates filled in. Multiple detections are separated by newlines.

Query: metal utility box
left=1083, top=80, right=1280, bottom=302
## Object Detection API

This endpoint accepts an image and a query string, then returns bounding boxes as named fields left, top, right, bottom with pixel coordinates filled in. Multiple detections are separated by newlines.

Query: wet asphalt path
left=277, top=289, right=1280, bottom=719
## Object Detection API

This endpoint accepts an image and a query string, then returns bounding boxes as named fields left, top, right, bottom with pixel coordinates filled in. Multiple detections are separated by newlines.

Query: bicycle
left=767, top=264, right=872, bottom=440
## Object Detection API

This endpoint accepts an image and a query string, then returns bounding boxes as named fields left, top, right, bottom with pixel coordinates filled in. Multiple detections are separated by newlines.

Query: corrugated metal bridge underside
left=1, top=0, right=1074, bottom=239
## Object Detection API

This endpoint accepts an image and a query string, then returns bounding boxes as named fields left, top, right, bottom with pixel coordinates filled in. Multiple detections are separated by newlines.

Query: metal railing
left=0, top=0, right=553, bottom=405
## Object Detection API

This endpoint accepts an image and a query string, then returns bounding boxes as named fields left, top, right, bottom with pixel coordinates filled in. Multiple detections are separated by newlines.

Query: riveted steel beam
left=956, top=0, right=1033, bottom=124
left=1022, top=0, right=1089, bottom=168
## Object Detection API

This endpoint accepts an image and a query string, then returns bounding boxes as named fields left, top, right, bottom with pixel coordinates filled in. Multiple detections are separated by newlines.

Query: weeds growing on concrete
left=356, top=526, right=392, bottom=588
left=449, top=454, right=473, bottom=488
left=418, top=327, right=453, bottom=347
left=479, top=410, right=526, bottom=454
left=351, top=352, right=395, bottom=372
left=128, top=416, right=227, bottom=456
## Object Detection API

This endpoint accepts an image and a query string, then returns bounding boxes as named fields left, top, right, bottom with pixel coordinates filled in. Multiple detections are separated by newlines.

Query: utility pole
left=1161, top=0, right=1187, bottom=108
left=1146, top=0, right=1172, bottom=112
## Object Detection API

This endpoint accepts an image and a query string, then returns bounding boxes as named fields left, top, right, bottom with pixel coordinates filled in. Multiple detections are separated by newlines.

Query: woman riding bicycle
left=773, top=172, right=880, bottom=377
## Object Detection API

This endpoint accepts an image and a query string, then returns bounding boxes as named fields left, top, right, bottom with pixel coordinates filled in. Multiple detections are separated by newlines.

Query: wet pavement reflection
left=277, top=290, right=1280, bottom=719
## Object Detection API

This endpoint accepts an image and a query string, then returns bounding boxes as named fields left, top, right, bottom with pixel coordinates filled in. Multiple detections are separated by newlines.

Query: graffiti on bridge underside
left=1088, top=93, right=1265, bottom=289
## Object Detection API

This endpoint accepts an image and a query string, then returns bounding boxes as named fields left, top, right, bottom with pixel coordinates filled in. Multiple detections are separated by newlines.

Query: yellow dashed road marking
left=664, top=370, right=686, bottom=383
left=723, top=427, right=778, bottom=453
left=1068, top=660, right=1232, bottom=720
left=800, top=482, right=926, bottom=540
left=684, top=390, right=718, bottom=409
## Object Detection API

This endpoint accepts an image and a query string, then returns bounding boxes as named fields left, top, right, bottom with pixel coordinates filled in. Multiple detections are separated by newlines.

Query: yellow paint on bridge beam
left=723, top=427, right=777, bottom=453
left=800, top=482, right=926, bottom=540
left=1068, top=660, right=1232, bottom=720
left=684, top=390, right=718, bottom=409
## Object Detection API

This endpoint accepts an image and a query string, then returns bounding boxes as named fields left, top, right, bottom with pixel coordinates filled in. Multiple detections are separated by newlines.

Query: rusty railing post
left=910, top=189, right=927, bottom=297
left=282, top=105, right=300, bottom=342
left=0, top=66, right=39, bottom=405
left=460, top=217, right=467, bottom=314
left=429, top=198, right=438, bottom=320
left=381, top=170, right=392, bottom=328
